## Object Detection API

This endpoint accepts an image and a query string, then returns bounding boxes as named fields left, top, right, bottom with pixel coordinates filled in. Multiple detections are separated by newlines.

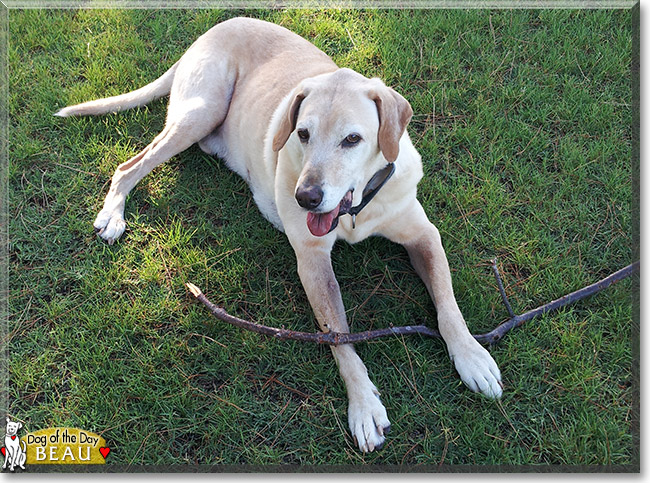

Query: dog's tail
left=54, top=61, right=179, bottom=117
left=20, top=440, right=26, bottom=452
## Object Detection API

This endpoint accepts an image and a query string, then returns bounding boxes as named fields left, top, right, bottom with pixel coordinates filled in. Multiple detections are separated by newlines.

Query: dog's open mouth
left=306, top=190, right=354, bottom=237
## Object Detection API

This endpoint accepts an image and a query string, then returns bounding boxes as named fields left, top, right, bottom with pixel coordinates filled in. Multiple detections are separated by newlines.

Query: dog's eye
left=342, top=133, right=362, bottom=147
left=297, top=129, right=310, bottom=143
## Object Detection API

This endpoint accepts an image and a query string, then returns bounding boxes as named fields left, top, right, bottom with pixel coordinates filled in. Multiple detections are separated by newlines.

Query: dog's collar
left=328, top=163, right=396, bottom=233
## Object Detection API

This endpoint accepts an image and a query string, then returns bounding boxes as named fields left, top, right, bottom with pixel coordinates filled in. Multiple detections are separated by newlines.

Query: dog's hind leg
left=94, top=101, right=223, bottom=244
left=92, top=48, right=239, bottom=244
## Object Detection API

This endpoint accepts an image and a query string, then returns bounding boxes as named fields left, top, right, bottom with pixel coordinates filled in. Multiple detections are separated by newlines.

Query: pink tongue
left=306, top=206, right=339, bottom=237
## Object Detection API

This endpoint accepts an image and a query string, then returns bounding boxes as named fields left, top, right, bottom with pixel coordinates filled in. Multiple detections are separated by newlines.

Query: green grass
left=6, top=8, right=637, bottom=469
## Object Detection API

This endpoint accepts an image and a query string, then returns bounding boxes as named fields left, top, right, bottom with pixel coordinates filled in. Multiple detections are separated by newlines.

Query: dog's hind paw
left=94, top=209, right=126, bottom=245
left=348, top=391, right=391, bottom=452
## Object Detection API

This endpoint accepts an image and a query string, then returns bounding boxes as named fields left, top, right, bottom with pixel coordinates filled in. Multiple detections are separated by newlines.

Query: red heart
left=10, top=436, right=15, bottom=441
left=1, top=447, right=5, bottom=456
left=99, top=447, right=110, bottom=458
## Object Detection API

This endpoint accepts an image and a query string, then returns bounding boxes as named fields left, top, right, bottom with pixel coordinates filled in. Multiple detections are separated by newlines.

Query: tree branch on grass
left=187, top=260, right=639, bottom=347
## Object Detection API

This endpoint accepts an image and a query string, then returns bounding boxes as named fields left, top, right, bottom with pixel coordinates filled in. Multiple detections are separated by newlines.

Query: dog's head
left=5, top=417, right=22, bottom=436
left=272, top=68, right=412, bottom=237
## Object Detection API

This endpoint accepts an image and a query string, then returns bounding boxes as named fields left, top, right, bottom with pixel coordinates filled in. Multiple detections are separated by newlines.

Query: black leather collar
left=327, top=163, right=396, bottom=233
left=347, top=163, right=395, bottom=228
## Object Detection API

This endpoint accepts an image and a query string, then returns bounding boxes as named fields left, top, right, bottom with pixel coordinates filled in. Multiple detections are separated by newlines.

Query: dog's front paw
left=449, top=337, right=503, bottom=399
left=94, top=209, right=126, bottom=245
left=348, top=390, right=391, bottom=452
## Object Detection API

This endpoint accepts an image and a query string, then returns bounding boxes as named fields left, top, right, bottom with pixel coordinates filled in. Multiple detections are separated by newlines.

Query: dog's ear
left=5, top=417, right=9, bottom=424
left=369, top=84, right=413, bottom=163
left=17, top=422, right=22, bottom=430
left=272, top=90, right=307, bottom=152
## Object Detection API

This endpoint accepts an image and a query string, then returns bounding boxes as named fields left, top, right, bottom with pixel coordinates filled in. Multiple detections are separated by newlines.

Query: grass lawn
left=6, top=7, right=637, bottom=470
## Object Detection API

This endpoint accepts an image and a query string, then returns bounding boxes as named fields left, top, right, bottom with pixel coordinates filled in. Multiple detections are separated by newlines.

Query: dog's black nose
left=295, top=185, right=323, bottom=210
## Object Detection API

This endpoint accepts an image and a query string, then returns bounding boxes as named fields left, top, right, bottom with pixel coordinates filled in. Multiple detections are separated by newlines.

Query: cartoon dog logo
left=2, top=417, right=26, bottom=471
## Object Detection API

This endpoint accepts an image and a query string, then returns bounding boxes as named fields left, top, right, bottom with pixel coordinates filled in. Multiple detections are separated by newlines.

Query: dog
left=3, top=417, right=26, bottom=471
left=55, top=17, right=502, bottom=452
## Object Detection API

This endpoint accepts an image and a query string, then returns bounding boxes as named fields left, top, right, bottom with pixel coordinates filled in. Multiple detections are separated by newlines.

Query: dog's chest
left=335, top=212, right=379, bottom=244
left=5, top=435, right=18, bottom=446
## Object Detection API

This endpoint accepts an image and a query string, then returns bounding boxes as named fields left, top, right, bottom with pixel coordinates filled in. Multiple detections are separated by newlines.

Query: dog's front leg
left=382, top=202, right=503, bottom=399
left=6, top=449, right=15, bottom=471
left=292, top=243, right=391, bottom=452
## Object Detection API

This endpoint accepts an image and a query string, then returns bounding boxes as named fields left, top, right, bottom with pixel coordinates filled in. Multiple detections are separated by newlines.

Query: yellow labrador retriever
left=56, top=17, right=502, bottom=452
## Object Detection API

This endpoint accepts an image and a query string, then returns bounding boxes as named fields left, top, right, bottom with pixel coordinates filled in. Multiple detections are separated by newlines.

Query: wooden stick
left=491, top=258, right=516, bottom=318
left=187, top=261, right=639, bottom=346
left=186, top=282, right=441, bottom=344
left=475, top=261, right=640, bottom=344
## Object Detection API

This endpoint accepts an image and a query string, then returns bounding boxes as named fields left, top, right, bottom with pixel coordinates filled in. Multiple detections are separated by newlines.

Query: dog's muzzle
left=303, top=163, right=395, bottom=237
left=305, top=190, right=353, bottom=237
